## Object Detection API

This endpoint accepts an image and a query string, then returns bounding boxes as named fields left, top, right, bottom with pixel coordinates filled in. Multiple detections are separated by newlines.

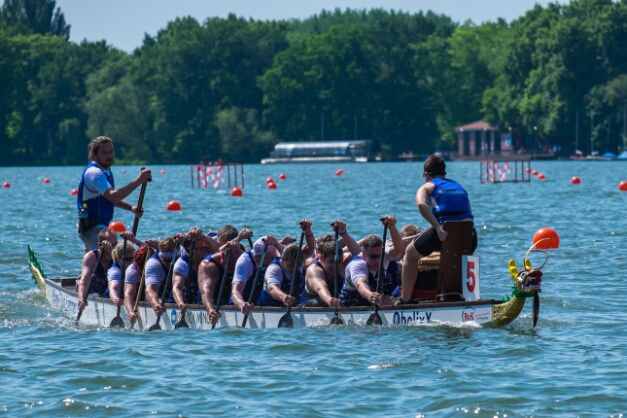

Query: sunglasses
left=367, top=253, right=380, bottom=259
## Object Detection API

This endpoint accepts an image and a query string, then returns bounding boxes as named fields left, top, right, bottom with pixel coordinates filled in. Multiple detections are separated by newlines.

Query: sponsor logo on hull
left=392, top=311, right=432, bottom=325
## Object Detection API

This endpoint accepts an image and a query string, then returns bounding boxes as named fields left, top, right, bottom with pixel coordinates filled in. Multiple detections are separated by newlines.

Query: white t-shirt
left=107, top=264, right=122, bottom=282
left=173, top=257, right=189, bottom=278
left=343, top=253, right=394, bottom=292
left=264, top=261, right=292, bottom=291
left=232, top=252, right=256, bottom=284
left=125, top=263, right=141, bottom=284
left=145, top=257, right=167, bottom=286
left=82, top=164, right=113, bottom=200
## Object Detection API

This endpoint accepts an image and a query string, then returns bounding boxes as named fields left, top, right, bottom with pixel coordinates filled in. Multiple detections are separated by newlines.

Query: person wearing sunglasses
left=339, top=216, right=403, bottom=307
left=397, top=154, right=477, bottom=305
left=144, top=237, right=178, bottom=317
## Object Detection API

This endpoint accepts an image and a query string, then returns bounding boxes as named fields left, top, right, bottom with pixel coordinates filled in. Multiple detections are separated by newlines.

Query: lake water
left=1, top=161, right=626, bottom=417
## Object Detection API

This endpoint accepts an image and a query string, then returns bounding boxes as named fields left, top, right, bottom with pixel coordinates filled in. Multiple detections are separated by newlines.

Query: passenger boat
left=27, top=223, right=546, bottom=330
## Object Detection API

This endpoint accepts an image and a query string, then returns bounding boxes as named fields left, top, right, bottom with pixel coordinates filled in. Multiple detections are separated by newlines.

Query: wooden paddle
left=132, top=249, right=151, bottom=330
left=211, top=250, right=232, bottom=330
left=75, top=244, right=104, bottom=326
left=148, top=243, right=181, bottom=331
left=366, top=221, right=387, bottom=326
left=241, top=240, right=267, bottom=328
left=130, top=169, right=150, bottom=236
left=277, top=230, right=306, bottom=328
left=174, top=240, right=194, bottom=329
left=109, top=238, right=128, bottom=328
left=330, top=227, right=343, bottom=325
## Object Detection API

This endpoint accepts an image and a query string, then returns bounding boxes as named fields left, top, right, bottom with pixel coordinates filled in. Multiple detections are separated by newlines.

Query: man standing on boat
left=397, top=154, right=477, bottom=304
left=77, top=136, right=152, bottom=252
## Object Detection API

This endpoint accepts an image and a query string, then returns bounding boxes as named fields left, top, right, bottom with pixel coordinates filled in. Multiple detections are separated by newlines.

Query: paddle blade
left=532, top=291, right=540, bottom=327
left=366, top=313, right=383, bottom=326
left=174, top=319, right=189, bottom=329
left=109, top=316, right=125, bottom=329
left=330, top=315, right=344, bottom=325
left=278, top=313, right=294, bottom=328
left=148, top=322, right=162, bottom=331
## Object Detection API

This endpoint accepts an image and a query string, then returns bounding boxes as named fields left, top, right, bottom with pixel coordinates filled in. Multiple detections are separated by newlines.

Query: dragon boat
left=27, top=223, right=547, bottom=330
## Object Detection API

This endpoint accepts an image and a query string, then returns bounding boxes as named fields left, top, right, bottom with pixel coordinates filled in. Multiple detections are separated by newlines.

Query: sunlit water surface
left=1, top=161, right=626, bottom=417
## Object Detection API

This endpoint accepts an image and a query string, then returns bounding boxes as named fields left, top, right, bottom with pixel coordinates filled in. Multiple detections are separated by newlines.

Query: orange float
left=537, top=173, right=546, bottom=180
left=70, top=189, right=79, bottom=195
left=525, top=168, right=531, bottom=173
left=2, top=182, right=9, bottom=188
left=532, top=227, right=560, bottom=249
left=109, top=221, right=127, bottom=233
left=166, top=200, right=182, bottom=211
left=231, top=187, right=243, bottom=197
left=266, top=177, right=274, bottom=184
left=619, top=181, right=627, bottom=192
left=43, top=178, right=50, bottom=184
left=268, top=182, right=277, bottom=190
left=571, top=177, right=581, bottom=185
left=531, top=170, right=538, bottom=176
left=335, top=169, right=344, bottom=176
left=160, top=170, right=166, bottom=175
left=279, top=173, right=287, bottom=180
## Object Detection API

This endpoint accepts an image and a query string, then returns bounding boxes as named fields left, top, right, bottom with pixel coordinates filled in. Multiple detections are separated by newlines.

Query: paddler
left=76, top=136, right=152, bottom=252
left=106, top=237, right=138, bottom=306
left=144, top=237, right=178, bottom=317
left=76, top=228, right=117, bottom=312
left=214, top=224, right=253, bottom=247
left=257, top=219, right=316, bottom=307
left=123, top=244, right=154, bottom=326
left=339, top=216, right=403, bottom=307
left=301, top=220, right=361, bottom=307
left=397, top=154, right=477, bottom=305
left=230, top=235, right=283, bottom=315
left=197, top=240, right=243, bottom=325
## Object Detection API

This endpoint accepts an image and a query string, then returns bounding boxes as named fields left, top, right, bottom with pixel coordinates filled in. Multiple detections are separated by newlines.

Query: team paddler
left=143, top=237, right=178, bottom=317
left=397, top=154, right=478, bottom=304
left=76, top=136, right=152, bottom=253
left=76, top=228, right=117, bottom=312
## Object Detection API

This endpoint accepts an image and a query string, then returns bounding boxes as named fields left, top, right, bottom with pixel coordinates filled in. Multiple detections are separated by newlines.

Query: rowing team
left=76, top=216, right=420, bottom=326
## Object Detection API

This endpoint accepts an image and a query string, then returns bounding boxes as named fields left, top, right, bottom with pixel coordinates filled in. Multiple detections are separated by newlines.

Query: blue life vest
left=257, top=257, right=296, bottom=307
left=430, top=178, right=473, bottom=224
left=77, top=161, right=115, bottom=227
left=87, top=248, right=112, bottom=297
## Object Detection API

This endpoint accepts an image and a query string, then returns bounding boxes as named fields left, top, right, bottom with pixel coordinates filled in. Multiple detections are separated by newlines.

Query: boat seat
left=436, top=221, right=474, bottom=301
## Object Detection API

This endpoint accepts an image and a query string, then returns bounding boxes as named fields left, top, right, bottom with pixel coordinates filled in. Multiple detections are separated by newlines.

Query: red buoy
left=231, top=187, right=243, bottom=197
left=537, top=173, right=546, bottom=180
left=109, top=221, right=126, bottom=233
left=70, top=189, right=79, bottom=195
left=525, top=168, right=531, bottom=173
left=160, top=170, right=166, bottom=175
left=43, top=178, right=50, bottom=184
left=571, top=176, right=581, bottom=185
left=2, top=182, right=9, bottom=188
left=279, top=173, right=287, bottom=180
left=619, top=181, right=627, bottom=192
left=266, top=177, right=274, bottom=184
left=531, top=170, right=538, bottom=176
left=268, top=182, right=277, bottom=190
left=533, top=227, right=560, bottom=249
left=335, top=169, right=344, bottom=176
left=166, top=200, right=182, bottom=211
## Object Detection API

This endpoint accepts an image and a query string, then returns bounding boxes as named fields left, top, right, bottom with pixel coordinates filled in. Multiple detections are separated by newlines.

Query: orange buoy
left=531, top=170, right=538, bottom=176
left=279, top=173, right=287, bottom=180
left=122, top=169, right=127, bottom=174
left=109, top=220, right=126, bottom=233
left=231, top=187, right=243, bottom=197
left=70, top=189, right=79, bottom=195
left=266, top=177, right=274, bottom=184
left=571, top=176, right=581, bottom=185
left=335, top=169, right=344, bottom=176
left=160, top=170, right=166, bottom=175
left=619, top=181, right=627, bottom=191
left=267, top=182, right=277, bottom=190
left=537, top=173, right=546, bottom=180
left=166, top=200, right=182, bottom=211
left=43, top=178, right=50, bottom=184
left=533, top=227, right=560, bottom=249
left=2, top=182, right=9, bottom=188
left=525, top=167, right=531, bottom=173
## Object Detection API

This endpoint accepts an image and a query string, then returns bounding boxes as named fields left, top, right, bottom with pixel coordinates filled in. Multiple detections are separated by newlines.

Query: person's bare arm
left=306, top=267, right=338, bottom=307
left=144, top=284, right=164, bottom=315
left=171, top=273, right=187, bottom=314
left=102, top=169, right=152, bottom=204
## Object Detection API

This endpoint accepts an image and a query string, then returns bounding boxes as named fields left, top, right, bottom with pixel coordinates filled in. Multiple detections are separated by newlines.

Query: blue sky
left=56, top=0, right=569, bottom=52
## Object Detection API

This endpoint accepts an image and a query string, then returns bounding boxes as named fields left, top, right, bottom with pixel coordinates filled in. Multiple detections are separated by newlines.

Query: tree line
left=1, top=0, right=626, bottom=165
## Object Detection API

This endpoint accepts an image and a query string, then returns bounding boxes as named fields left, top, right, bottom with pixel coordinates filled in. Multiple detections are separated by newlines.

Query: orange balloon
left=537, top=173, right=546, bottom=180
left=533, top=227, right=560, bottom=249
left=279, top=173, right=287, bottom=180
left=571, top=177, right=581, bottom=185
left=231, top=187, right=243, bottom=197
left=619, top=181, right=627, bottom=192
left=109, top=221, right=126, bottom=233
left=267, top=182, right=277, bottom=190
left=70, top=189, right=79, bottom=195
left=166, top=200, right=182, bottom=211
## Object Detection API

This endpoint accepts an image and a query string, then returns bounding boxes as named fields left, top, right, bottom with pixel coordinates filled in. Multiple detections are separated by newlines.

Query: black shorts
left=413, top=226, right=478, bottom=256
